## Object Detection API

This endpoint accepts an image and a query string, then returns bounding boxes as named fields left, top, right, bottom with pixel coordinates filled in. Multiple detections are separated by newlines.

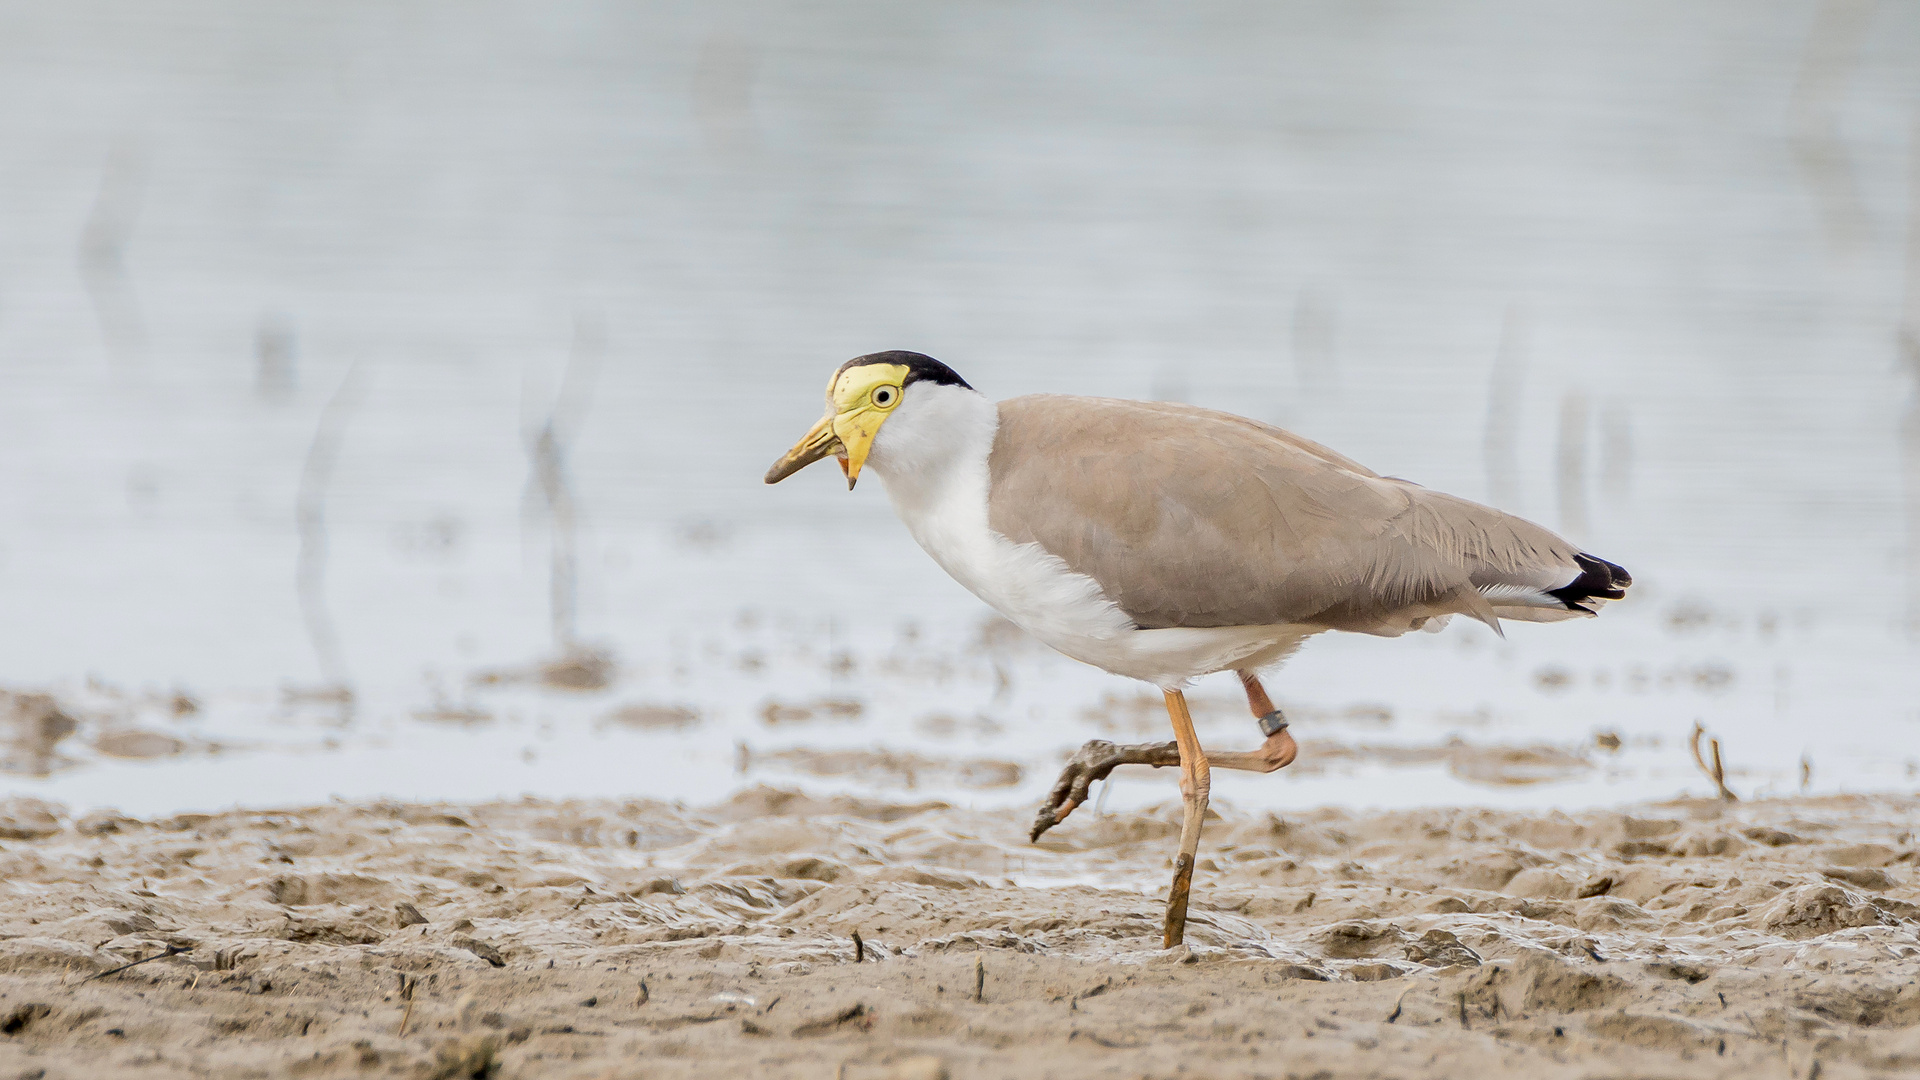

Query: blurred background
left=2, top=0, right=1917, bottom=818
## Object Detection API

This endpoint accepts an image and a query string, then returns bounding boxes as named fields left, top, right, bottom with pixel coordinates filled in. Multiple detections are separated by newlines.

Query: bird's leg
left=1162, top=688, right=1209, bottom=949
left=1029, top=672, right=1298, bottom=843
left=1029, top=738, right=1180, bottom=842
left=1204, top=671, right=1299, bottom=774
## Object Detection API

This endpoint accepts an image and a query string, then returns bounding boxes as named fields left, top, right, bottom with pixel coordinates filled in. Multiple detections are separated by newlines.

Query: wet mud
left=4, top=790, right=1920, bottom=1077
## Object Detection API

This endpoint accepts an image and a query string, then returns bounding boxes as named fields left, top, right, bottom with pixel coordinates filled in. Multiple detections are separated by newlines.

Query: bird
left=765, top=350, right=1631, bottom=948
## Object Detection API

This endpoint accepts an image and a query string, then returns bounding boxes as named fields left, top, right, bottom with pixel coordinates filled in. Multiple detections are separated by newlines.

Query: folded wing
left=986, top=395, right=1629, bottom=635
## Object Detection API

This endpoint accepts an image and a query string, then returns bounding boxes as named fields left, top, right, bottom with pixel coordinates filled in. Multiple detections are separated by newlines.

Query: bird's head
left=764, top=351, right=972, bottom=489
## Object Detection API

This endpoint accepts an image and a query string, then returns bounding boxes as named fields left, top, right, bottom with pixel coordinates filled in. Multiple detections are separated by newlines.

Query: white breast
left=865, top=385, right=1319, bottom=688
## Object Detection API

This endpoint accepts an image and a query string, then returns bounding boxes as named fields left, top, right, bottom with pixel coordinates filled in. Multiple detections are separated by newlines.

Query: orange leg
left=1210, top=671, right=1298, bottom=773
left=1160, top=688, right=1210, bottom=948
left=1030, top=671, right=1299, bottom=841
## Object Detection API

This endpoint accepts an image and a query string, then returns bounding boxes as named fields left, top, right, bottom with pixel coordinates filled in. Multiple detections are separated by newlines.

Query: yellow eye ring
left=870, top=384, right=901, bottom=408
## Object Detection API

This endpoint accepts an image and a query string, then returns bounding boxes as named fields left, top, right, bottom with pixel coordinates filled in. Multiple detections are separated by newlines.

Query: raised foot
left=1029, top=738, right=1179, bottom=842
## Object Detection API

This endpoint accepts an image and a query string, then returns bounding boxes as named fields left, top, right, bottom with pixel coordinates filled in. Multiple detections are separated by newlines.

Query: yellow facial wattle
left=824, top=363, right=906, bottom=487
left=763, top=361, right=909, bottom=489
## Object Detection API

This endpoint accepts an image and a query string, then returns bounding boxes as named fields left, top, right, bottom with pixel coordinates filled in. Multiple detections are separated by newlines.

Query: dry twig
left=396, top=974, right=417, bottom=1037
left=523, top=312, right=604, bottom=654
left=1690, top=722, right=1739, bottom=801
left=79, top=140, right=147, bottom=362
left=83, top=944, right=187, bottom=983
left=296, top=365, right=363, bottom=698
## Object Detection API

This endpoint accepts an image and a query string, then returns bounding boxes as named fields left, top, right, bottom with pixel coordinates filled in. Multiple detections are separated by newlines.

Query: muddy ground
left=4, top=788, right=1920, bottom=1078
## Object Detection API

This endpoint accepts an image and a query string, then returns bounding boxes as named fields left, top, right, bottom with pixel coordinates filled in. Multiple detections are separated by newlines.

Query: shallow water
left=2, top=0, right=1918, bottom=816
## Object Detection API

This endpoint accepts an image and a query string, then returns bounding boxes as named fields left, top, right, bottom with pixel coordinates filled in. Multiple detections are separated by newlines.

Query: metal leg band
left=1257, top=710, right=1289, bottom=738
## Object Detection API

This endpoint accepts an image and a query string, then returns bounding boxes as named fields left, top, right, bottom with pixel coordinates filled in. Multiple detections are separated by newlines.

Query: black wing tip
left=1548, top=553, right=1632, bottom=610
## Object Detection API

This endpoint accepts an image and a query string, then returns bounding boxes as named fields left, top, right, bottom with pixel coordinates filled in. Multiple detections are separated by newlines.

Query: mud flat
left=4, top=788, right=1920, bottom=1078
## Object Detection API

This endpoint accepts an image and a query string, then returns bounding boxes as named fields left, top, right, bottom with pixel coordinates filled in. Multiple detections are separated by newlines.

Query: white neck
left=863, top=382, right=1132, bottom=648
left=865, top=382, right=999, bottom=516
left=863, top=382, right=1007, bottom=609
left=858, top=379, right=1318, bottom=687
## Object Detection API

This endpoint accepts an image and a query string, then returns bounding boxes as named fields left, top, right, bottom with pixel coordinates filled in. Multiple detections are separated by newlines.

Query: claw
left=1031, top=740, right=1119, bottom=841
left=1029, top=798, right=1080, bottom=843
left=1029, top=804, right=1065, bottom=843
left=1030, top=738, right=1174, bottom=843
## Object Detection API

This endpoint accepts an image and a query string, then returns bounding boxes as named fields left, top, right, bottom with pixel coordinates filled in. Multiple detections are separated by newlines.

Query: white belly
left=867, top=397, right=1318, bottom=688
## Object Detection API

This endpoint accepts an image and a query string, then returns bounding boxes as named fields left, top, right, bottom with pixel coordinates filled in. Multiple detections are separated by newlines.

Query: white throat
left=861, top=381, right=1313, bottom=688
left=864, top=382, right=999, bottom=512
left=864, top=383, right=1139, bottom=658
left=864, top=383, right=1014, bottom=603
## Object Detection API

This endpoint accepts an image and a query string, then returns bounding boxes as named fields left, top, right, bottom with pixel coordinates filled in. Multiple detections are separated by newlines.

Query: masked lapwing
left=766, top=351, right=1631, bottom=948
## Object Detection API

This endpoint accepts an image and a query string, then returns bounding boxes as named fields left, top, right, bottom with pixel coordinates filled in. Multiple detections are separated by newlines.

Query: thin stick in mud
left=524, top=311, right=604, bottom=654
left=396, top=974, right=416, bottom=1037
left=296, top=365, right=363, bottom=696
left=1690, top=721, right=1739, bottom=802
left=82, top=944, right=187, bottom=983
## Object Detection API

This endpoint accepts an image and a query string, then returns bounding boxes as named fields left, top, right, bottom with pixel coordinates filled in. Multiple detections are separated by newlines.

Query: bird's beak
left=766, top=403, right=890, bottom=490
left=829, top=408, right=885, bottom=489
left=764, top=412, right=844, bottom=485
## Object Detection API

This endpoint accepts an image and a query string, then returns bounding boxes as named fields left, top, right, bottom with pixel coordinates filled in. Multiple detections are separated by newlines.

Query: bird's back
left=986, top=394, right=1627, bottom=633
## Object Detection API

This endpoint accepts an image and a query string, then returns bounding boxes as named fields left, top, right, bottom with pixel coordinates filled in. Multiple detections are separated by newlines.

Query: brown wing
left=986, top=395, right=1587, bottom=631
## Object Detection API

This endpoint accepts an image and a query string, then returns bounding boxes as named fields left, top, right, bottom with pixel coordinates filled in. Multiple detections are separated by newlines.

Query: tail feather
left=1546, top=553, right=1632, bottom=614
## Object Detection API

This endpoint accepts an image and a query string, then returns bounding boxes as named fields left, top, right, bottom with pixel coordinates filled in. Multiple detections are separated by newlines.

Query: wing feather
left=986, top=395, right=1609, bottom=632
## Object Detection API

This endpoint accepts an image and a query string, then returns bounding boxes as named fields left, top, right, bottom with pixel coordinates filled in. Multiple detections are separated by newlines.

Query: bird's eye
left=871, top=385, right=899, bottom=408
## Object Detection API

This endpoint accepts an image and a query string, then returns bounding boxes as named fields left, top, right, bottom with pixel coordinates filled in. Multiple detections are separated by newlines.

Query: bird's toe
left=1030, top=739, right=1128, bottom=842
